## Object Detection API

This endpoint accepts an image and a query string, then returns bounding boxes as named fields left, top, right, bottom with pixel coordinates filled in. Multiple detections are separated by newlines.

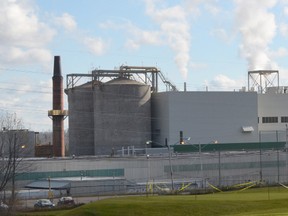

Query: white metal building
left=258, top=87, right=288, bottom=133
left=151, top=91, right=259, bottom=146
left=151, top=86, right=288, bottom=146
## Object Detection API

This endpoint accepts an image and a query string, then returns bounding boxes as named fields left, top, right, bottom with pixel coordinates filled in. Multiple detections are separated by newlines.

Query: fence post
left=260, top=144, right=263, bottom=182
left=277, top=149, right=280, bottom=183
left=218, top=144, right=221, bottom=187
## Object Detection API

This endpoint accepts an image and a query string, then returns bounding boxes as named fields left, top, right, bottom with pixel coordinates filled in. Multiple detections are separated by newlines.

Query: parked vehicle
left=57, top=196, right=75, bottom=206
left=34, top=199, right=55, bottom=209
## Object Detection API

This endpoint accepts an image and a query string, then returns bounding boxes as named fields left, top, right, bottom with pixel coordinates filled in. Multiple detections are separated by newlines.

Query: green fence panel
left=174, top=142, right=286, bottom=153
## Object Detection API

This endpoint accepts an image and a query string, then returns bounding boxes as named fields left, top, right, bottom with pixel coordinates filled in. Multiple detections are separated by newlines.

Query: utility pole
left=11, top=133, right=17, bottom=203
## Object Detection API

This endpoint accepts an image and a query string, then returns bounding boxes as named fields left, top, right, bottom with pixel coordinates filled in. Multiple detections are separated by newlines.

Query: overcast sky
left=1, top=0, right=288, bottom=132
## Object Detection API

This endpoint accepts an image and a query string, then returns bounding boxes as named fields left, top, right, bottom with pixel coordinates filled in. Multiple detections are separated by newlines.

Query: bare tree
left=0, top=112, right=31, bottom=206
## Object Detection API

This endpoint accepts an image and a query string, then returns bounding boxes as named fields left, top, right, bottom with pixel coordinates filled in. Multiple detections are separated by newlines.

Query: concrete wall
left=152, top=91, right=259, bottom=146
left=66, top=84, right=94, bottom=156
left=15, top=150, right=288, bottom=196
left=93, top=78, right=151, bottom=155
left=66, top=78, right=151, bottom=156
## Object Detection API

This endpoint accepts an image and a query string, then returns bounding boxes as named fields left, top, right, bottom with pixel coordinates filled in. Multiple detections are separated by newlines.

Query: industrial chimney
left=48, top=56, right=68, bottom=157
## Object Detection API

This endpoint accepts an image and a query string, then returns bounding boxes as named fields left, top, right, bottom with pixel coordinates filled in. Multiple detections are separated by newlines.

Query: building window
left=281, top=116, right=288, bottom=123
left=262, top=117, right=278, bottom=123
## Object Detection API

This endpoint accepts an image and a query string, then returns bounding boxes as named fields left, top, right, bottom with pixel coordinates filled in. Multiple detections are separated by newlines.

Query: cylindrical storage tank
left=94, top=77, right=151, bottom=155
left=65, top=82, right=95, bottom=156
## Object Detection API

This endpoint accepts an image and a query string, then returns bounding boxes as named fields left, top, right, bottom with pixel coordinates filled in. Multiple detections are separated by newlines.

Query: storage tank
left=94, top=77, right=151, bottom=155
left=65, top=82, right=95, bottom=156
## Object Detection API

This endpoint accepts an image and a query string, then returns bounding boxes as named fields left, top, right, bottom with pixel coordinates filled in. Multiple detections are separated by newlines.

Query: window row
left=261, top=116, right=288, bottom=123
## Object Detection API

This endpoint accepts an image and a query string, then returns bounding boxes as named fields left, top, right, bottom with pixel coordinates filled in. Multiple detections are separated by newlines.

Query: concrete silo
left=93, top=77, right=151, bottom=155
left=65, top=66, right=176, bottom=156
left=65, top=82, right=95, bottom=156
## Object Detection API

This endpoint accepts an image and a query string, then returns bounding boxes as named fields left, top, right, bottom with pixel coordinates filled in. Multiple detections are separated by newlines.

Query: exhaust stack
left=48, top=56, right=68, bottom=157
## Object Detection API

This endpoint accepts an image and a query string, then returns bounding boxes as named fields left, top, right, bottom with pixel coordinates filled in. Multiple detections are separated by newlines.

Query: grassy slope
left=20, top=187, right=288, bottom=216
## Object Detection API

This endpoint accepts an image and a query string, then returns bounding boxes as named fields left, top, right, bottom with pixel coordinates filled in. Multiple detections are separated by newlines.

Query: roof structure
left=25, top=180, right=70, bottom=190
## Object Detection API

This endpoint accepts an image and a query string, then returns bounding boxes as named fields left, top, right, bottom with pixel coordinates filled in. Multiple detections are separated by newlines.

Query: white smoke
left=235, top=0, right=277, bottom=70
left=144, top=0, right=191, bottom=79
left=206, top=74, right=245, bottom=91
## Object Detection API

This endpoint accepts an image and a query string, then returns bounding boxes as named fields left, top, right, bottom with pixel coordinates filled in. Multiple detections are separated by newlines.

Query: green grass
left=18, top=187, right=288, bottom=216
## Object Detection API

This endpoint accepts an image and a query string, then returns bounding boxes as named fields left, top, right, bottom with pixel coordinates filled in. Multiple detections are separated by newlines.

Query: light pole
left=145, top=141, right=152, bottom=194
left=146, top=139, right=174, bottom=192
left=167, top=136, right=191, bottom=191
left=285, top=124, right=288, bottom=179
left=199, top=143, right=203, bottom=177
left=166, top=138, right=174, bottom=192
left=259, top=131, right=263, bottom=182
left=48, top=176, right=53, bottom=200
left=285, top=124, right=288, bottom=151
left=145, top=141, right=151, bottom=155
left=146, top=154, right=150, bottom=180
left=146, top=154, right=151, bottom=194
left=218, top=144, right=221, bottom=186
left=211, top=140, right=221, bottom=186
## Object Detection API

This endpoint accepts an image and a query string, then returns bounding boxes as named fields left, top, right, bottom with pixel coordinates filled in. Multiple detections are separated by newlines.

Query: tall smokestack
left=48, top=56, right=68, bottom=157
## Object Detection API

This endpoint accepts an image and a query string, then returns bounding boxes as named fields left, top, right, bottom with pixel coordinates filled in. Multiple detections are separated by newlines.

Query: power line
left=0, top=87, right=51, bottom=94
left=0, top=67, right=50, bottom=75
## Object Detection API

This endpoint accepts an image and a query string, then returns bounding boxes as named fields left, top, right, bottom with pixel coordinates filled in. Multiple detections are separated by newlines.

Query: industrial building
left=5, top=62, right=288, bottom=200
left=0, top=129, right=38, bottom=158
left=65, top=67, right=288, bottom=156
